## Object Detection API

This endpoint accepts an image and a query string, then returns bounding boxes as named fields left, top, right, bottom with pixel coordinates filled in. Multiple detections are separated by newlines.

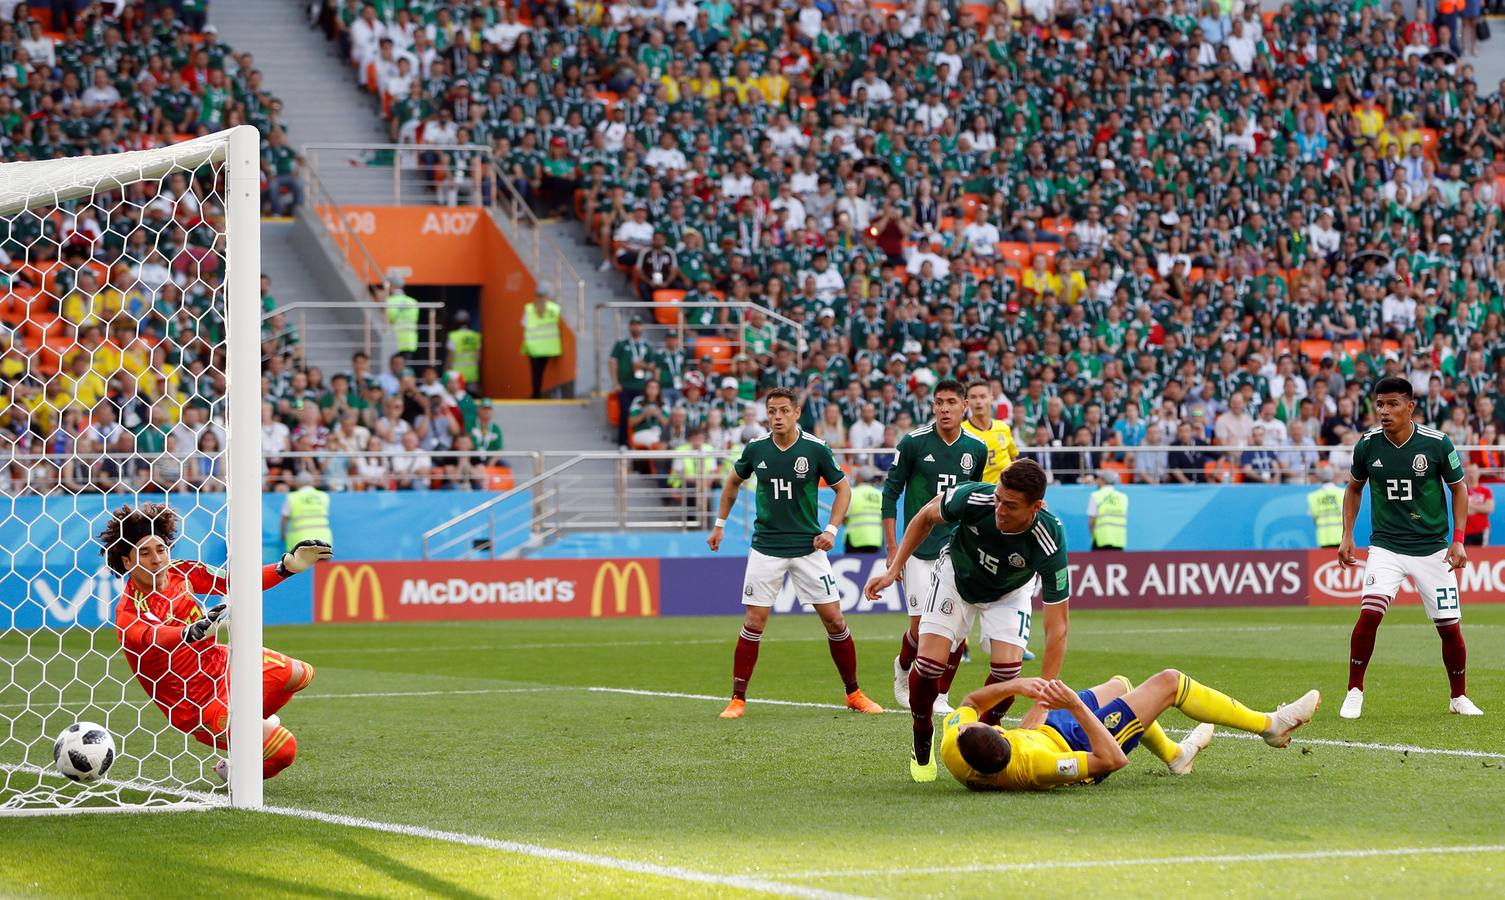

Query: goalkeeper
left=100, top=503, right=333, bottom=781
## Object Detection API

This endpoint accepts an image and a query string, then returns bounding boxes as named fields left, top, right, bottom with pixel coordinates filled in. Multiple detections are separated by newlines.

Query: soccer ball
left=54, top=722, right=116, bottom=783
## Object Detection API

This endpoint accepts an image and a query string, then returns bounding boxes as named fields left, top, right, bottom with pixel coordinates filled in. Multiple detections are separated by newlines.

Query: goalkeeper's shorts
left=171, top=648, right=300, bottom=747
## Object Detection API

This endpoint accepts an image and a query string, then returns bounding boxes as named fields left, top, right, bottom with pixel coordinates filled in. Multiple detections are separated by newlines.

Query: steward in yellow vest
left=521, top=282, right=563, bottom=399
left=1308, top=470, right=1345, bottom=549
left=281, top=474, right=333, bottom=552
left=1088, top=470, right=1128, bottom=550
left=845, top=474, right=884, bottom=553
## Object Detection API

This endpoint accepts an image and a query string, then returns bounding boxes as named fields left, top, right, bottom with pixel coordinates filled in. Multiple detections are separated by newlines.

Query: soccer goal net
left=0, top=127, right=263, bottom=814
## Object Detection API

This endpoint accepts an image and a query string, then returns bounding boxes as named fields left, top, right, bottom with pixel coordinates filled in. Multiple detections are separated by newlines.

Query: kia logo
left=1313, top=560, right=1364, bottom=598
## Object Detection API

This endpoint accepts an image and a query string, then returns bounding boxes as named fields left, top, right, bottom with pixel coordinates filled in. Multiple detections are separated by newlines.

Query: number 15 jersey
left=939, top=482, right=1071, bottom=606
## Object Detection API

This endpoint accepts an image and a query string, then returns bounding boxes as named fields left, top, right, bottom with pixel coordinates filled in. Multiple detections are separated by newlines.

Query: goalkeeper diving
left=941, top=670, right=1320, bottom=790
left=99, top=503, right=333, bottom=781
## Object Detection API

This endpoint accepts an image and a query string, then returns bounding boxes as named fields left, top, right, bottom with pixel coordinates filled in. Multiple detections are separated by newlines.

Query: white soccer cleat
left=892, top=655, right=911, bottom=711
left=1169, top=723, right=1215, bottom=776
left=1449, top=695, right=1484, bottom=716
left=933, top=692, right=954, bottom=716
left=1339, top=688, right=1364, bottom=720
left=1262, top=689, right=1320, bottom=748
left=212, top=759, right=228, bottom=784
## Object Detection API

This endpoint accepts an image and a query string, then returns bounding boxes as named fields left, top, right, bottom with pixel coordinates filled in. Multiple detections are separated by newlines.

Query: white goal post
left=0, top=126, right=262, bottom=813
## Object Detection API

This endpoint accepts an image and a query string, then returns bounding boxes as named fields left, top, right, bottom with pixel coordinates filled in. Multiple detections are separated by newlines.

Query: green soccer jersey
left=1349, top=424, right=1464, bottom=556
left=734, top=430, right=846, bottom=558
left=939, top=482, right=1071, bottom=606
left=882, top=424, right=988, bottom=561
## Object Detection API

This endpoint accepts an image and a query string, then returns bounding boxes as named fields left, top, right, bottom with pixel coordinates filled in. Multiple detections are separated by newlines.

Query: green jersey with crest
left=882, top=423, right=988, bottom=560
left=938, top=482, right=1071, bottom=606
left=1349, top=424, right=1464, bottom=555
left=734, top=430, right=846, bottom=558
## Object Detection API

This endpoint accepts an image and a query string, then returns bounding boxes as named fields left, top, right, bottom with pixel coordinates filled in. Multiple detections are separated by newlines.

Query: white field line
left=260, top=805, right=877, bottom=900
left=776, top=844, right=1505, bottom=879
left=587, top=686, right=1505, bottom=760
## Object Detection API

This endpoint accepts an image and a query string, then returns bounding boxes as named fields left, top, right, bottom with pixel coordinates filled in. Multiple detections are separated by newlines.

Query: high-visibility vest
left=846, top=483, right=883, bottom=549
left=448, top=327, right=483, bottom=382
left=387, top=291, right=420, bottom=352
left=1438, top=0, right=1460, bottom=13
left=668, top=442, right=713, bottom=489
left=522, top=302, right=562, bottom=359
left=1308, top=484, right=1344, bottom=547
left=1090, top=486, right=1128, bottom=549
left=284, top=487, right=332, bottom=552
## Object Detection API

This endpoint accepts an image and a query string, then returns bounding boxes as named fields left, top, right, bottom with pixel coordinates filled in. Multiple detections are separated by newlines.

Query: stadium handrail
left=263, top=299, right=446, bottom=370
left=399, top=445, right=1503, bottom=557
left=305, top=160, right=388, bottom=292
left=300, top=141, right=587, bottom=344
left=594, top=301, right=807, bottom=391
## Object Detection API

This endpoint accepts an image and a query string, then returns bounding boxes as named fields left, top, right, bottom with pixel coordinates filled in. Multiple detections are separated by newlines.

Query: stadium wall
left=320, top=205, right=574, bottom=397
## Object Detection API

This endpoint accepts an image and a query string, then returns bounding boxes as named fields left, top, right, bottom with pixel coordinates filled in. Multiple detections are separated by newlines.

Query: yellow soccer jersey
left=939, top=706, right=1091, bottom=791
left=962, top=418, right=1019, bottom=485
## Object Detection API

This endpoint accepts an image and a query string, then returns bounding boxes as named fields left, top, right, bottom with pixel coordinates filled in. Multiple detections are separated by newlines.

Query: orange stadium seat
left=996, top=242, right=1032, bottom=268
left=694, top=335, right=734, bottom=372
left=486, top=466, right=516, bottom=491
left=652, top=289, right=687, bottom=325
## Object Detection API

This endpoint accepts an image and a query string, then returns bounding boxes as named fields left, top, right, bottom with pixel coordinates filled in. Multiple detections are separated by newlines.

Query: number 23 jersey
left=1349, top=425, right=1463, bottom=556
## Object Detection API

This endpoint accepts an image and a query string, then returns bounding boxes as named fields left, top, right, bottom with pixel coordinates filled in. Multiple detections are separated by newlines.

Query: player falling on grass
left=864, top=459, right=1071, bottom=782
left=100, top=503, right=334, bottom=780
left=885, top=378, right=988, bottom=716
left=708, top=387, right=884, bottom=718
left=940, top=671, right=1320, bottom=790
left=1337, top=376, right=1483, bottom=719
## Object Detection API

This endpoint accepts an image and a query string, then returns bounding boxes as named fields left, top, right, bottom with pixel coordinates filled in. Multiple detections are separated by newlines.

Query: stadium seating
left=320, top=0, right=1503, bottom=485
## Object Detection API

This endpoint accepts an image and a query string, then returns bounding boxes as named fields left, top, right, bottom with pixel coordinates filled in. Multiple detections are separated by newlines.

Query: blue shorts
left=1044, top=688, right=1145, bottom=781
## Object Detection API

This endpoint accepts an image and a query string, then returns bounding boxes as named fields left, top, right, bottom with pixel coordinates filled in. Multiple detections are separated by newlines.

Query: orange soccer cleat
left=846, top=690, right=884, bottom=714
left=719, top=698, right=746, bottom=719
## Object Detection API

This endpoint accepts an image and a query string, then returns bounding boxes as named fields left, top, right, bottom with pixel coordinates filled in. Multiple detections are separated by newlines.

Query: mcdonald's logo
left=319, top=565, right=387, bottom=622
left=590, top=561, right=654, bottom=617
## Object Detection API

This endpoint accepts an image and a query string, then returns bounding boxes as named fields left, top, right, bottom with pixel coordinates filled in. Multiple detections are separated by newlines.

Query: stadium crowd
left=329, top=0, right=1505, bottom=485
left=0, top=1, right=520, bottom=495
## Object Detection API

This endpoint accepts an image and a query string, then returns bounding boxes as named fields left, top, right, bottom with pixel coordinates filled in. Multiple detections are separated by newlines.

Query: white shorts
left=917, top=553, right=1037, bottom=651
left=1361, top=546, right=1461, bottom=622
left=902, top=556, right=939, bottom=617
left=741, top=548, right=838, bottom=607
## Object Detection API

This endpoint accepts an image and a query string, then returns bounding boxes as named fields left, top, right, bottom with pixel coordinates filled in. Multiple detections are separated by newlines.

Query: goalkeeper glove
left=183, top=603, right=228, bottom=644
left=278, top=539, right=334, bottom=577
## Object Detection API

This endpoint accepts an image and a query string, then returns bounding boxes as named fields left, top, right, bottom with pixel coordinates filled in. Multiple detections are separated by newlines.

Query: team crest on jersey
left=1008, top=553, right=1026, bottom=568
left=1103, top=711, right=1122, bottom=729
left=961, top=452, right=975, bottom=471
left=794, top=456, right=809, bottom=477
left=1412, top=454, right=1428, bottom=475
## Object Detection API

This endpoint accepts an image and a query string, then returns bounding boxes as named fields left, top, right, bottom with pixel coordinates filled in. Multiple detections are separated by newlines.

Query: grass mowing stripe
left=260, top=805, right=878, bottom=900
left=778, top=843, right=1505, bottom=878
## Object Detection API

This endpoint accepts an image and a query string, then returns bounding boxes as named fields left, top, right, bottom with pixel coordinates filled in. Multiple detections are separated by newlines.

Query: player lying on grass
left=940, top=671, right=1320, bottom=791
left=99, top=503, right=333, bottom=781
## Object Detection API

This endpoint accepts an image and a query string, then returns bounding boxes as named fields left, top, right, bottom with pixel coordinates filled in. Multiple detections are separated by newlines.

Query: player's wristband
left=713, top=517, right=726, bottom=529
left=823, top=524, right=840, bottom=536
left=1453, top=529, right=1465, bottom=544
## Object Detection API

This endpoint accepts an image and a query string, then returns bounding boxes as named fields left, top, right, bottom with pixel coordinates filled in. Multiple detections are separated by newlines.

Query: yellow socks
left=1174, top=673, right=1272, bottom=734
left=1138, top=720, right=1182, bottom=764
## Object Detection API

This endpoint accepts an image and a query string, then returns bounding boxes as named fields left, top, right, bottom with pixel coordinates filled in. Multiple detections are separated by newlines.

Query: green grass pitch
left=3, top=605, right=1505, bottom=898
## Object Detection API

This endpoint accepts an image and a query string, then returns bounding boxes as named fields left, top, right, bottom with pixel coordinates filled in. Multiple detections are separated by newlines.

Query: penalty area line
left=260, top=805, right=877, bottom=900
left=776, top=843, right=1505, bottom=879
left=587, top=686, right=908, bottom=715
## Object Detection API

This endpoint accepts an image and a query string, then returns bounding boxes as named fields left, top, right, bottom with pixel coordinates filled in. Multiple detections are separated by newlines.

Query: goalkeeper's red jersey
left=113, top=561, right=285, bottom=713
